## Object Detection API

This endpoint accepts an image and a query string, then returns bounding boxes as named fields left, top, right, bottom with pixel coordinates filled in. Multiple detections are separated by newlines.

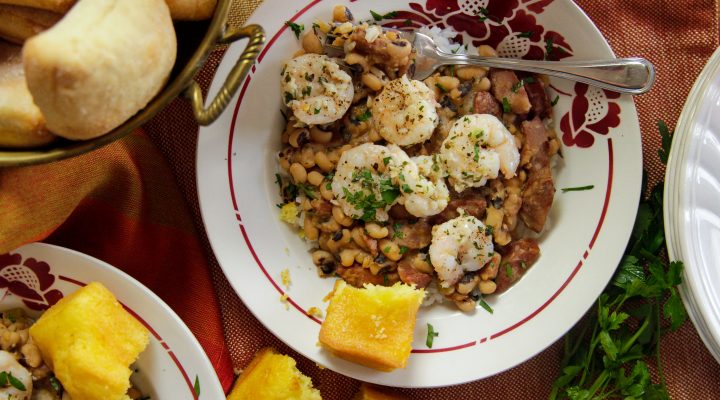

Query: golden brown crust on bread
left=0, top=0, right=75, bottom=13
left=0, top=40, right=55, bottom=148
left=0, top=5, right=61, bottom=44
left=23, top=0, right=177, bottom=140
left=165, top=0, right=216, bottom=20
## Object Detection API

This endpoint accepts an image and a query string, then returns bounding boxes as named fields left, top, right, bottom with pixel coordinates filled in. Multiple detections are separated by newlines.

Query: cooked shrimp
left=281, top=53, right=354, bottom=125
left=385, top=147, right=449, bottom=217
left=429, top=214, right=494, bottom=287
left=371, top=75, right=438, bottom=146
left=331, top=143, right=396, bottom=222
left=440, top=113, right=520, bottom=192
left=0, top=350, right=32, bottom=398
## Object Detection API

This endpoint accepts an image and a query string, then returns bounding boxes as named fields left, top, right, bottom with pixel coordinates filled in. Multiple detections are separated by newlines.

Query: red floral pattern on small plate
left=0, top=253, right=63, bottom=310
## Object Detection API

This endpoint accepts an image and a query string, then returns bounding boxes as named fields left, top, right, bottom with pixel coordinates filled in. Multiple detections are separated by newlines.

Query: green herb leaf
left=550, top=123, right=687, bottom=400
left=551, top=95, right=560, bottom=106
left=7, top=372, right=26, bottom=391
left=399, top=245, right=408, bottom=255
left=285, top=21, right=304, bottom=39
left=657, top=120, right=673, bottom=165
left=561, top=185, right=594, bottom=193
left=0, top=371, right=7, bottom=387
left=426, top=323, right=439, bottom=348
left=478, top=297, right=494, bottom=314
left=511, top=77, right=535, bottom=92
left=502, top=97, right=511, bottom=113
left=473, top=143, right=480, bottom=162
left=356, top=109, right=372, bottom=122
left=49, top=376, right=62, bottom=393
left=435, top=82, right=448, bottom=93
left=193, top=375, right=201, bottom=396
left=370, top=10, right=397, bottom=21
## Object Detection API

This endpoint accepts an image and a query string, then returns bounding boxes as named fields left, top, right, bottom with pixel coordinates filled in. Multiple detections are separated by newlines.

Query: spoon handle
left=437, top=53, right=655, bottom=95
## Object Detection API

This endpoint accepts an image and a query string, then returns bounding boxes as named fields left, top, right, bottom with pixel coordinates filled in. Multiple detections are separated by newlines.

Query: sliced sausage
left=390, top=219, right=433, bottom=249
left=490, top=69, right=531, bottom=115
left=494, top=239, right=540, bottom=293
left=520, top=117, right=549, bottom=168
left=431, top=197, right=487, bottom=224
left=521, top=74, right=552, bottom=119
left=397, top=263, right=433, bottom=289
left=473, top=91, right=501, bottom=118
left=336, top=264, right=398, bottom=287
left=520, top=166, right=555, bottom=232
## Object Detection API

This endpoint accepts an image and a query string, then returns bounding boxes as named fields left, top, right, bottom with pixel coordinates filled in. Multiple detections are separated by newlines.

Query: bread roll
left=0, top=40, right=55, bottom=148
left=165, top=0, right=216, bottom=20
left=23, top=0, right=177, bottom=140
left=0, top=0, right=75, bottom=13
left=0, top=4, right=61, bottom=44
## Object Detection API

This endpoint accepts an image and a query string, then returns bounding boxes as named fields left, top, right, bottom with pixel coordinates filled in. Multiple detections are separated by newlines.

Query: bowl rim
left=0, top=0, right=232, bottom=167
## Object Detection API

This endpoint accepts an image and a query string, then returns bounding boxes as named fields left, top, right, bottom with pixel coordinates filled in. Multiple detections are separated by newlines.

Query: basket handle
left=184, top=24, right=265, bottom=125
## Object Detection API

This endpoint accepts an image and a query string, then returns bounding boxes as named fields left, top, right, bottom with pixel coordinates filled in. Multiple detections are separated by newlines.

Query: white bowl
left=0, top=242, right=225, bottom=399
left=197, top=0, right=643, bottom=387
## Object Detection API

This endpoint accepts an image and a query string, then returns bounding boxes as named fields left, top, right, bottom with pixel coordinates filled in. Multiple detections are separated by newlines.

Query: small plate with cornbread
left=0, top=242, right=224, bottom=399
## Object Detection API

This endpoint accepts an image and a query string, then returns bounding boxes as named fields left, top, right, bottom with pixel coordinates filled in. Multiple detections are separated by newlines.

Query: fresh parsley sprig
left=549, top=121, right=686, bottom=400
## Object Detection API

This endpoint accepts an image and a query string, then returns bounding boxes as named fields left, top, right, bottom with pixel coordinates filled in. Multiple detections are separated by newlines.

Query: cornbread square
left=355, top=383, right=408, bottom=399
left=29, top=281, right=149, bottom=400
left=227, top=347, right=322, bottom=400
left=319, top=281, right=425, bottom=371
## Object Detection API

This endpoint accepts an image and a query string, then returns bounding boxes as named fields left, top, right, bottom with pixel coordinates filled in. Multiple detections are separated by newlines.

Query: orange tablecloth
left=1, top=0, right=719, bottom=398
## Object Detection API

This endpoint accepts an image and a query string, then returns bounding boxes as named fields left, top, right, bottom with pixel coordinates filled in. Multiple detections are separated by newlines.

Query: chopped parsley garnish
left=478, top=296, right=494, bottom=314
left=325, top=172, right=335, bottom=189
left=383, top=246, right=391, bottom=253
left=304, top=72, right=315, bottom=82
left=476, top=7, right=489, bottom=22
left=284, top=91, right=295, bottom=103
left=301, top=86, right=312, bottom=96
left=399, top=245, right=408, bottom=255
left=284, top=73, right=291, bottom=83
left=426, top=323, right=439, bottom=348
left=370, top=10, right=398, bottom=21
left=383, top=273, right=390, bottom=285
left=551, top=95, right=560, bottom=106
left=285, top=21, right=304, bottom=39
left=49, top=376, right=62, bottom=392
left=314, top=107, right=321, bottom=115
left=193, top=375, right=201, bottom=396
left=511, top=77, right=535, bottom=92
left=382, top=156, right=391, bottom=166
left=435, top=82, right=448, bottom=93
left=0, top=371, right=26, bottom=391
left=545, top=37, right=555, bottom=58
left=473, top=143, right=480, bottom=162
left=505, top=263, right=513, bottom=279
left=275, top=173, right=283, bottom=190
left=296, top=183, right=318, bottom=199
left=357, top=109, right=372, bottom=122
left=484, top=225, right=494, bottom=236
left=402, top=184, right=413, bottom=194
left=517, top=31, right=534, bottom=38
left=392, top=223, right=404, bottom=239
left=520, top=261, right=527, bottom=270
left=561, top=185, right=595, bottom=193
left=502, top=97, right=511, bottom=113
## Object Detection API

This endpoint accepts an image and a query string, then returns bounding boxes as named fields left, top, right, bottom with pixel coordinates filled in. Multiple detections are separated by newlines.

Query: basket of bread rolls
left=0, top=0, right=264, bottom=166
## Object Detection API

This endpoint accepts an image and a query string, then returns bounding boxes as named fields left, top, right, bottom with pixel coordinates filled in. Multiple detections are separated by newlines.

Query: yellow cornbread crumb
left=29, top=282, right=149, bottom=400
left=307, top=307, right=323, bottom=318
left=280, top=293, right=290, bottom=310
left=280, top=202, right=299, bottom=224
left=281, top=268, right=292, bottom=288
left=227, top=347, right=322, bottom=400
left=319, top=281, right=424, bottom=371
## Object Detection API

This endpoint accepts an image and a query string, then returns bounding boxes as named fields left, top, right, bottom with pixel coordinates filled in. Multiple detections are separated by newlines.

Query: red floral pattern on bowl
left=373, top=0, right=624, bottom=149
left=0, top=253, right=63, bottom=311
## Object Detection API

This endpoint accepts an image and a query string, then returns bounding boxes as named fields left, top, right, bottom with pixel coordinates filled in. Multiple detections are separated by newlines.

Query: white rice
left=418, top=26, right=467, bottom=54
left=421, top=280, right=446, bottom=307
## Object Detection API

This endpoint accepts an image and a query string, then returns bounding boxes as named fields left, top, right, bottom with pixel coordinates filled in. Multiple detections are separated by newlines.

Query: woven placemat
left=144, top=0, right=720, bottom=398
